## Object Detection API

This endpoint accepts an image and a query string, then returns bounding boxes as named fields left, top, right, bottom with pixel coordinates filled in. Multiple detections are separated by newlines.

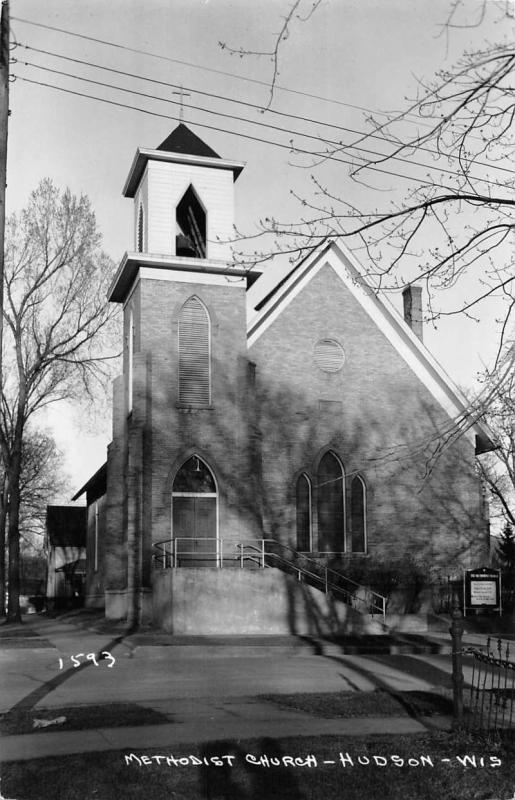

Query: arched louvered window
left=296, top=474, right=312, bottom=552
left=350, top=476, right=367, bottom=553
left=317, top=451, right=345, bottom=552
left=137, top=204, right=144, bottom=253
left=178, top=297, right=211, bottom=406
left=127, top=309, right=134, bottom=413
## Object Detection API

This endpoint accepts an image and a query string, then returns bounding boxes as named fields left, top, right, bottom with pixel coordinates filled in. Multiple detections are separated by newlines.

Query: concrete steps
left=122, top=631, right=451, bottom=658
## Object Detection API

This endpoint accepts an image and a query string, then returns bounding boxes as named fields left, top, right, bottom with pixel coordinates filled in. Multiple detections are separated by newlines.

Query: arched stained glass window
left=350, top=476, right=367, bottom=553
left=296, top=474, right=312, bottom=552
left=137, top=204, right=144, bottom=253
left=178, top=297, right=211, bottom=406
left=317, top=452, right=345, bottom=552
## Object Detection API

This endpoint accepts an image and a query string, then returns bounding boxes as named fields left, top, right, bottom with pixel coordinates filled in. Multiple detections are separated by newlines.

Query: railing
left=236, top=539, right=386, bottom=620
left=153, top=538, right=221, bottom=569
left=464, top=637, right=515, bottom=734
left=152, top=536, right=386, bottom=621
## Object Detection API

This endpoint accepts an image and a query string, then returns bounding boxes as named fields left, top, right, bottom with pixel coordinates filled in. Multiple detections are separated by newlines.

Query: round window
left=314, top=339, right=345, bottom=372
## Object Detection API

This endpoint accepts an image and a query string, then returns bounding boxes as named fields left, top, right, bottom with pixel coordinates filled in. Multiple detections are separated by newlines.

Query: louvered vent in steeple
left=178, top=297, right=211, bottom=405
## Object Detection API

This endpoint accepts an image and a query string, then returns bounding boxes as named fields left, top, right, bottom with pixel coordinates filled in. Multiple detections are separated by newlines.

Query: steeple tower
left=108, top=124, right=246, bottom=305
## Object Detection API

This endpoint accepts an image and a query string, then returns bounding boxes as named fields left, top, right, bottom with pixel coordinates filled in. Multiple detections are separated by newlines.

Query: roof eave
left=123, top=148, right=245, bottom=197
left=108, top=252, right=261, bottom=304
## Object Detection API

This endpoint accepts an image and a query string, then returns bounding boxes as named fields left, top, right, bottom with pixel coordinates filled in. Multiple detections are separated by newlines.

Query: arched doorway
left=172, top=456, right=218, bottom=565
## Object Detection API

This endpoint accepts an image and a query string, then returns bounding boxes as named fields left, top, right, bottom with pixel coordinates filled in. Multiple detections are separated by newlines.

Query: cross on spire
left=172, top=85, right=191, bottom=122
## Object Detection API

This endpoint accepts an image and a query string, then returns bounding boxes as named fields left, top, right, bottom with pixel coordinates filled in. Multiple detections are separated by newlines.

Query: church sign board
left=463, top=567, right=501, bottom=616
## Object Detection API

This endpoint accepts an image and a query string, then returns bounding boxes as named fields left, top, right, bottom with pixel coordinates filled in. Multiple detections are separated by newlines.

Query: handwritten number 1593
left=58, top=652, right=116, bottom=669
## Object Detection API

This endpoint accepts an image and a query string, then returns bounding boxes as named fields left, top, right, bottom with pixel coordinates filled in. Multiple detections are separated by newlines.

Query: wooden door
left=172, top=495, right=217, bottom=566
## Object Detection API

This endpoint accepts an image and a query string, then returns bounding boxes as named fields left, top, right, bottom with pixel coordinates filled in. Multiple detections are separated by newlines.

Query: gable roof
left=123, top=124, right=244, bottom=197
left=247, top=240, right=495, bottom=455
left=157, top=124, right=221, bottom=159
left=72, top=462, right=107, bottom=504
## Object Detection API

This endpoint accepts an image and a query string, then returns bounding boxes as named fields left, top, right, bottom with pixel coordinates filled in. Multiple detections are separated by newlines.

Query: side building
left=45, top=506, right=87, bottom=610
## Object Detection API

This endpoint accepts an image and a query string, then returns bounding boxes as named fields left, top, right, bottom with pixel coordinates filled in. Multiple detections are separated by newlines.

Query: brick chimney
left=402, top=285, right=423, bottom=342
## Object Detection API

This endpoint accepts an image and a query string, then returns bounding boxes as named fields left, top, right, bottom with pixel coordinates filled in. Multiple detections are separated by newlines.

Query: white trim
left=123, top=148, right=245, bottom=197
left=248, top=241, right=491, bottom=448
left=140, top=266, right=245, bottom=287
left=173, top=492, right=217, bottom=497
left=108, top=251, right=250, bottom=302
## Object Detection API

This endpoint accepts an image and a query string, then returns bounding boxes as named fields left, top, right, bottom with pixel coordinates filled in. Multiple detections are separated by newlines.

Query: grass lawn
left=0, top=703, right=170, bottom=735
left=260, top=689, right=454, bottom=718
left=0, top=691, right=453, bottom=736
left=2, top=731, right=513, bottom=800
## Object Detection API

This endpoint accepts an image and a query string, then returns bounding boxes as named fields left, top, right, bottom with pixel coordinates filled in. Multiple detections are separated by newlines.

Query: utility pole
left=0, top=0, right=8, bottom=386
left=0, top=0, right=8, bottom=616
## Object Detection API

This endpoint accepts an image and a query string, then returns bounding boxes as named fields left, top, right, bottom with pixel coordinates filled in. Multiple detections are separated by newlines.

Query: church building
left=73, top=124, right=493, bottom=633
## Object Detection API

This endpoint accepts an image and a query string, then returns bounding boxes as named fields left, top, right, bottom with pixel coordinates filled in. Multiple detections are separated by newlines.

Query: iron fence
left=464, top=637, right=515, bottom=734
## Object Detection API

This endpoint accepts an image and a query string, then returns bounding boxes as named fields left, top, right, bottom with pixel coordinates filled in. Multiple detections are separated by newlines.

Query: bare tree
left=476, top=343, right=515, bottom=530
left=227, top=1, right=514, bottom=364
left=1, top=179, right=118, bottom=622
left=0, top=429, right=68, bottom=613
left=220, top=0, right=323, bottom=108
left=17, top=429, right=68, bottom=543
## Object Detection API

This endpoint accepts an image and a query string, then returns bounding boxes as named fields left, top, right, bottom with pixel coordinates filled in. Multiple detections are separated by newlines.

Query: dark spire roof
left=157, top=124, right=221, bottom=159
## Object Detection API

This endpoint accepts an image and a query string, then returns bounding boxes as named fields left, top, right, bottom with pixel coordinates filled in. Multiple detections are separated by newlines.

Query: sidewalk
left=0, top=695, right=453, bottom=763
left=0, top=611, right=493, bottom=763
left=2, top=610, right=504, bottom=659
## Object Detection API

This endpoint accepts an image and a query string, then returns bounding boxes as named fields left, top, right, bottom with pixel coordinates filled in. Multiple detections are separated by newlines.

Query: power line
left=17, top=56, right=510, bottom=192
left=16, top=74, right=458, bottom=191
left=16, top=41, right=515, bottom=184
left=9, top=15, right=456, bottom=133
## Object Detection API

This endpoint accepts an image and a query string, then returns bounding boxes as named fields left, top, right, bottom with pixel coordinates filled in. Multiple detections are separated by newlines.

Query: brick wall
left=248, top=262, right=488, bottom=572
left=85, top=494, right=107, bottom=607
left=120, top=273, right=259, bottom=582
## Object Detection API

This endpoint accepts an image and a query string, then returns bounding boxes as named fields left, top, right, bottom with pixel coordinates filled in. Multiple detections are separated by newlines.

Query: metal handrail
left=235, top=540, right=386, bottom=620
left=153, top=538, right=223, bottom=568
left=151, top=536, right=387, bottom=620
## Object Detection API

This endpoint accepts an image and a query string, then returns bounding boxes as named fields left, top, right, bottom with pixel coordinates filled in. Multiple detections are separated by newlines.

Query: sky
left=7, top=0, right=512, bottom=497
